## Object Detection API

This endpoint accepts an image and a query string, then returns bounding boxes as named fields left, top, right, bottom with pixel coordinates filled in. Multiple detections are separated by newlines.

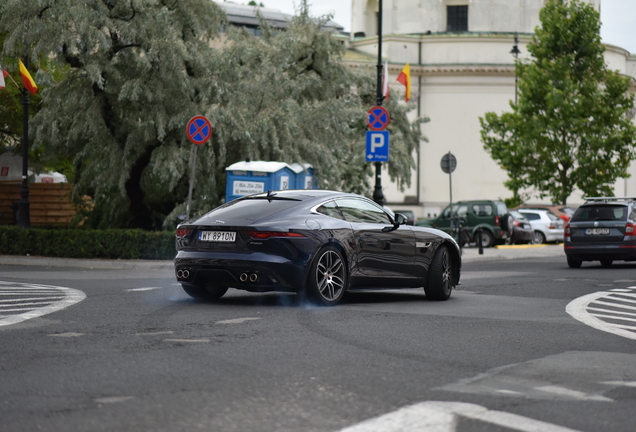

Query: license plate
left=199, top=231, right=236, bottom=242
left=585, top=228, right=610, bottom=235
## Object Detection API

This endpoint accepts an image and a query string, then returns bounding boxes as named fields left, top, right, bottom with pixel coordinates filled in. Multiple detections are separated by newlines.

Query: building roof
left=217, top=1, right=344, bottom=31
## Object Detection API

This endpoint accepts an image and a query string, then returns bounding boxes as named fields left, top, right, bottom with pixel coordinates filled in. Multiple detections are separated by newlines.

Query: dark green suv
left=416, top=200, right=512, bottom=248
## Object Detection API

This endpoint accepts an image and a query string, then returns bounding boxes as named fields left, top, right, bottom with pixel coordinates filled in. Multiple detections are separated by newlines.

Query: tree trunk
left=125, top=145, right=157, bottom=230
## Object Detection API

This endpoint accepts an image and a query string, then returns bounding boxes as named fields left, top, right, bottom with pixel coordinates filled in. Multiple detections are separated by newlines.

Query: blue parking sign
left=366, top=131, right=390, bottom=162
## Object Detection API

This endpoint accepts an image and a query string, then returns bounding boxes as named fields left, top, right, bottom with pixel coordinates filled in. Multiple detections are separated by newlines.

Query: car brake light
left=626, top=223, right=635, bottom=236
left=495, top=216, right=500, bottom=226
left=176, top=228, right=192, bottom=238
left=513, top=220, right=521, bottom=227
left=246, top=231, right=306, bottom=239
left=564, top=223, right=571, bottom=238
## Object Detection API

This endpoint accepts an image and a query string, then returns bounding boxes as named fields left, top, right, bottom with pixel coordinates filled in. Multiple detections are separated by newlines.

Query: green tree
left=480, top=0, right=636, bottom=205
left=0, top=0, right=226, bottom=229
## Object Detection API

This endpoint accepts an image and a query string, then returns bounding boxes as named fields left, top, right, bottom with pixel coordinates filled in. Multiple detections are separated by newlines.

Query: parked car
left=514, top=204, right=576, bottom=222
left=399, top=210, right=417, bottom=226
left=175, top=190, right=461, bottom=306
left=564, top=197, right=636, bottom=268
left=516, top=209, right=564, bottom=244
left=416, top=200, right=512, bottom=248
left=508, top=210, right=534, bottom=244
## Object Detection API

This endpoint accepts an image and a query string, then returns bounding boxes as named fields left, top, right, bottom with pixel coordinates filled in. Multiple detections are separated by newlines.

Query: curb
left=0, top=255, right=174, bottom=270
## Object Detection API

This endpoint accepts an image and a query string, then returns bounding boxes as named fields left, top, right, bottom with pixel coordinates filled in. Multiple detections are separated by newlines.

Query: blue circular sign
left=186, top=116, right=213, bottom=145
left=367, top=106, right=390, bottom=131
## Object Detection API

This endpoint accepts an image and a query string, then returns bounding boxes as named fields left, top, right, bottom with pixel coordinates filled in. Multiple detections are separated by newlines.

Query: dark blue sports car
left=174, top=190, right=461, bottom=306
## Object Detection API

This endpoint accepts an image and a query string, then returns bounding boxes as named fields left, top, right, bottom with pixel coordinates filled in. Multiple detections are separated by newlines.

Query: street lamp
left=510, top=32, right=521, bottom=105
left=372, top=0, right=385, bottom=206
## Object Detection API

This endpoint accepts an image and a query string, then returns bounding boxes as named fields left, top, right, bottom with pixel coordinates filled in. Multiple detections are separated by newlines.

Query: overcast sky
left=246, top=0, right=636, bottom=54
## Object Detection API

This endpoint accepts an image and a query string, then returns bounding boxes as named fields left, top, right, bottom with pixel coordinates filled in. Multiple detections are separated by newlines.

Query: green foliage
left=0, top=226, right=175, bottom=259
left=480, top=0, right=636, bottom=205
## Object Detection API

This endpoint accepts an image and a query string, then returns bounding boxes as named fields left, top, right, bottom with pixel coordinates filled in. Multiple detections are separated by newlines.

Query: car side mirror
left=395, top=213, right=408, bottom=225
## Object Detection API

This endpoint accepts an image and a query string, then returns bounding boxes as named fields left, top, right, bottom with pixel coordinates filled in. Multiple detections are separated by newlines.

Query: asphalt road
left=1, top=246, right=635, bottom=432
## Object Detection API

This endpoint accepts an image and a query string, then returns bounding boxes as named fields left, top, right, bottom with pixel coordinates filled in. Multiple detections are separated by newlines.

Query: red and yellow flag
left=18, top=59, right=38, bottom=95
left=396, top=63, right=410, bottom=102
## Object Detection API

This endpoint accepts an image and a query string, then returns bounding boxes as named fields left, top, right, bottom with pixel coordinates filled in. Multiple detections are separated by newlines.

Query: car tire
left=182, top=283, right=228, bottom=301
left=424, top=245, right=454, bottom=301
left=567, top=256, right=582, bottom=268
left=600, top=259, right=613, bottom=267
left=532, top=230, right=546, bottom=244
left=501, top=214, right=514, bottom=238
left=477, top=229, right=495, bottom=248
left=304, top=246, right=347, bottom=306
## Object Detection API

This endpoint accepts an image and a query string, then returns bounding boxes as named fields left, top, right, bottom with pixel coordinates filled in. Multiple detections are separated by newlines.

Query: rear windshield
left=199, top=198, right=301, bottom=222
left=571, top=205, right=627, bottom=222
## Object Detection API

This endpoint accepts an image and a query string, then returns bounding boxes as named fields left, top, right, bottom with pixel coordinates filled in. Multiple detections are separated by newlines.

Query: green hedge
left=0, top=226, right=175, bottom=260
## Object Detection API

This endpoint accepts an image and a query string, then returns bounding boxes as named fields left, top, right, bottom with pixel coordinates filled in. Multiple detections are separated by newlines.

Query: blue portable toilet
left=291, top=163, right=315, bottom=190
left=225, top=160, right=296, bottom=202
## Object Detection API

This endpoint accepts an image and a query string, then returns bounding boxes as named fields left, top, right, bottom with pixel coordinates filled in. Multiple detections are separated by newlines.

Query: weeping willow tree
left=0, top=0, right=424, bottom=230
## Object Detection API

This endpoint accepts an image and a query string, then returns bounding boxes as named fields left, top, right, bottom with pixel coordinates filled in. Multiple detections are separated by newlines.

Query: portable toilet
left=225, top=160, right=296, bottom=202
left=290, top=163, right=315, bottom=190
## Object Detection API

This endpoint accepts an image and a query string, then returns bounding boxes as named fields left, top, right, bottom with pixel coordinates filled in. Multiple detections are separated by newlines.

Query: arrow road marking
left=0, top=281, right=86, bottom=327
left=566, top=286, right=636, bottom=340
left=337, top=401, right=581, bottom=432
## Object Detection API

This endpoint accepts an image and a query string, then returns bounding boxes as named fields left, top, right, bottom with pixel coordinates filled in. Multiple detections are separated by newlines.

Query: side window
left=523, top=212, right=540, bottom=221
left=472, top=204, right=493, bottom=217
left=629, top=207, right=636, bottom=221
left=456, top=205, right=468, bottom=217
left=336, top=198, right=392, bottom=224
left=315, top=200, right=345, bottom=220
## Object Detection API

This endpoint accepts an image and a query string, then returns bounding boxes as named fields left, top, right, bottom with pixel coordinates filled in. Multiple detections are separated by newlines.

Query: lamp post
left=372, top=0, right=385, bottom=206
left=510, top=32, right=521, bottom=105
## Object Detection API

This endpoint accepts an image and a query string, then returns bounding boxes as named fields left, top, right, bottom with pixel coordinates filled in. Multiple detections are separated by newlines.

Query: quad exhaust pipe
left=240, top=273, right=259, bottom=283
left=176, top=269, right=190, bottom=279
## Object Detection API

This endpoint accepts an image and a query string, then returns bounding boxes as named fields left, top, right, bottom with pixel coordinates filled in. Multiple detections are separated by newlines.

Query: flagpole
left=17, top=54, right=31, bottom=228
left=372, top=0, right=385, bottom=206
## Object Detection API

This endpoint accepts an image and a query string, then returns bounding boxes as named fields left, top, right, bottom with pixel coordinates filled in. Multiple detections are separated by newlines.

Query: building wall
left=351, top=0, right=599, bottom=37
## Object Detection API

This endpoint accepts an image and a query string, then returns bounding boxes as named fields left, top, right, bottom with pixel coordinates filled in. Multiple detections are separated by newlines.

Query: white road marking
left=566, top=288, right=636, bottom=340
left=535, top=385, right=612, bottom=402
left=95, top=396, right=135, bottom=404
left=126, top=287, right=162, bottom=292
left=0, top=282, right=86, bottom=327
left=336, top=401, right=582, bottom=432
left=163, top=338, right=210, bottom=343
left=135, top=331, right=175, bottom=336
left=49, top=332, right=85, bottom=337
left=601, top=381, right=636, bottom=388
left=216, top=317, right=261, bottom=325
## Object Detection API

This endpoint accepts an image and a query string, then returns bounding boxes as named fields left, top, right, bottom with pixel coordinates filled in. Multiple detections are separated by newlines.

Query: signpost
left=441, top=152, right=457, bottom=245
left=185, top=115, right=213, bottom=219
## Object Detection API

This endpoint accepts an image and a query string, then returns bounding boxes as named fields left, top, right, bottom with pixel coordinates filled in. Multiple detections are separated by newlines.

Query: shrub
left=0, top=226, right=175, bottom=260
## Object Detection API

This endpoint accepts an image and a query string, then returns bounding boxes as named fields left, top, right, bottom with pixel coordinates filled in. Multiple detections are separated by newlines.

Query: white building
left=346, top=0, right=635, bottom=218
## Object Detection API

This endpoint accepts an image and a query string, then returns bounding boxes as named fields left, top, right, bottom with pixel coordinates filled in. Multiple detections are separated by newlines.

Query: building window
left=447, top=5, right=468, bottom=32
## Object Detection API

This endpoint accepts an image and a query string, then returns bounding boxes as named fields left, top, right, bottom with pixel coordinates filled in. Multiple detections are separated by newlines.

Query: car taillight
left=513, top=220, right=521, bottom=227
left=246, top=231, right=306, bottom=240
left=495, top=216, right=500, bottom=226
left=626, top=223, right=635, bottom=236
left=564, top=223, right=571, bottom=238
left=176, top=228, right=192, bottom=238
left=548, top=223, right=556, bottom=229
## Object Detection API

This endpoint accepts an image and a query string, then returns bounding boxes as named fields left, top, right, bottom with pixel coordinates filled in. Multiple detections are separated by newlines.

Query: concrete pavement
left=0, top=244, right=565, bottom=269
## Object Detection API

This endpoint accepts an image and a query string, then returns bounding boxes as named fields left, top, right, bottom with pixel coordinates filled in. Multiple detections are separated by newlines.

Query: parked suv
left=416, top=200, right=511, bottom=248
left=516, top=209, right=564, bottom=244
left=564, top=197, right=636, bottom=268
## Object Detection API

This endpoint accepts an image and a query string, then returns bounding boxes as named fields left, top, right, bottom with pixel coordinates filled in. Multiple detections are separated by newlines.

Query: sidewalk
left=461, top=243, right=565, bottom=262
left=0, top=244, right=565, bottom=270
